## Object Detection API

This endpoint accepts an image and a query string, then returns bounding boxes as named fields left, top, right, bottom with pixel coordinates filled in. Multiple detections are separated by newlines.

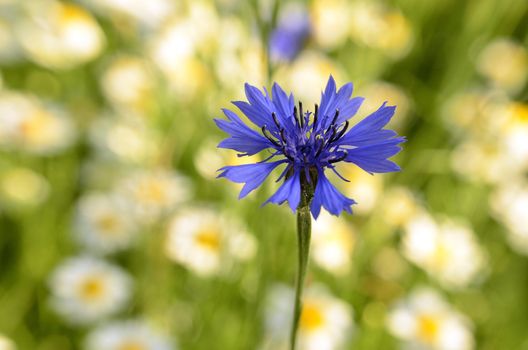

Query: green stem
left=290, top=178, right=313, bottom=350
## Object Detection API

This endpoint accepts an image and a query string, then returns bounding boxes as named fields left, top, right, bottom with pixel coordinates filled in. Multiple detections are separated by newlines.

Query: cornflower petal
left=310, top=170, right=356, bottom=219
left=217, top=160, right=287, bottom=198
left=264, top=168, right=301, bottom=212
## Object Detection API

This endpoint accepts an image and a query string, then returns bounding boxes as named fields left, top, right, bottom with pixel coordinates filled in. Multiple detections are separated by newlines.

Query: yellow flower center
left=509, top=103, right=528, bottom=126
left=432, top=243, right=449, bottom=269
left=59, top=4, right=91, bottom=23
left=195, top=229, right=221, bottom=251
left=79, top=276, right=105, bottom=301
left=95, top=214, right=120, bottom=235
left=19, top=111, right=56, bottom=144
left=300, top=303, right=325, bottom=331
left=118, top=341, right=146, bottom=350
left=417, top=315, right=439, bottom=343
left=136, top=180, right=167, bottom=204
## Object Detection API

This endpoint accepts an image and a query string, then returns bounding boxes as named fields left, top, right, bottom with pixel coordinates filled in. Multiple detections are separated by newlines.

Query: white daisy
left=16, top=1, right=104, bottom=69
left=88, top=116, right=159, bottom=165
left=0, top=91, right=75, bottom=155
left=387, top=287, right=474, bottom=350
left=402, top=212, right=486, bottom=289
left=490, top=181, right=528, bottom=255
left=311, top=211, right=355, bottom=275
left=116, top=169, right=191, bottom=224
left=165, top=207, right=257, bottom=277
left=85, top=320, right=174, bottom=350
left=49, top=256, right=132, bottom=325
left=100, top=56, right=157, bottom=117
left=74, top=193, right=138, bottom=254
left=262, top=284, right=353, bottom=350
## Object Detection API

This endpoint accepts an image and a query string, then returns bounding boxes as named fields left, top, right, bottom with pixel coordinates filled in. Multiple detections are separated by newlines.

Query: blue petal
left=272, top=83, right=294, bottom=119
left=318, top=75, right=337, bottom=120
left=345, top=138, right=405, bottom=174
left=215, top=109, right=273, bottom=155
left=218, top=160, right=286, bottom=198
left=318, top=76, right=364, bottom=128
left=264, top=168, right=301, bottom=212
left=321, top=82, right=353, bottom=123
left=310, top=170, right=356, bottom=219
left=232, top=101, right=271, bottom=128
left=337, top=97, right=364, bottom=124
left=339, top=102, right=403, bottom=147
left=229, top=83, right=278, bottom=129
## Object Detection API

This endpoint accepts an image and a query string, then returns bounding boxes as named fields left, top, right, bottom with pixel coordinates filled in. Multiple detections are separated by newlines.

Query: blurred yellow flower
left=477, top=38, right=528, bottom=94
left=17, top=1, right=104, bottom=69
left=0, top=167, right=49, bottom=208
left=311, top=0, right=351, bottom=49
left=349, top=3, right=414, bottom=59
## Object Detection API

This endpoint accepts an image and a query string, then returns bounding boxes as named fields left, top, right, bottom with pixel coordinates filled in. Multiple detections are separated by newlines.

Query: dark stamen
left=330, top=109, right=340, bottom=127
left=315, top=137, right=325, bottom=157
left=312, top=104, right=319, bottom=131
left=272, top=112, right=281, bottom=129
left=279, top=128, right=288, bottom=145
left=329, top=150, right=348, bottom=163
left=330, top=121, right=349, bottom=143
left=326, top=125, right=337, bottom=142
left=298, top=101, right=304, bottom=128
left=261, top=126, right=281, bottom=147
left=293, top=106, right=300, bottom=127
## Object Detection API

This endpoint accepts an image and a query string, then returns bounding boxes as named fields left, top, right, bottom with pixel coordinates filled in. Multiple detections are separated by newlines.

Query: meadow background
left=0, top=0, right=528, bottom=349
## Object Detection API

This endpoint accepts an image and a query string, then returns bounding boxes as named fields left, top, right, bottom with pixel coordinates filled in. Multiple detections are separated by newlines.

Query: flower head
left=48, top=256, right=132, bottom=325
left=216, top=76, right=404, bottom=218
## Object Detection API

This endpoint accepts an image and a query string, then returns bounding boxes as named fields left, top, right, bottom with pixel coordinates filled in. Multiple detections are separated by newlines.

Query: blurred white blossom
left=85, top=320, right=174, bottom=350
left=49, top=256, right=132, bottom=325
left=262, top=284, right=353, bottom=350
left=402, top=212, right=486, bottom=289
left=387, top=287, right=474, bottom=350
left=165, top=207, right=256, bottom=277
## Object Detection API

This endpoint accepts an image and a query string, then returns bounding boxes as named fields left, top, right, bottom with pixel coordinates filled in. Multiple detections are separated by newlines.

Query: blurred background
left=0, top=0, right=527, bottom=349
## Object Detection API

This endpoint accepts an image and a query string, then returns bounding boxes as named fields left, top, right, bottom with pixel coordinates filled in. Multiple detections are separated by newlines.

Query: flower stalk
left=290, top=175, right=314, bottom=350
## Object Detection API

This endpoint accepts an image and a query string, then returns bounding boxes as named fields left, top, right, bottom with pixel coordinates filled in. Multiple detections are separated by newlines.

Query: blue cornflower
left=269, top=8, right=311, bottom=62
left=215, top=76, right=405, bottom=219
